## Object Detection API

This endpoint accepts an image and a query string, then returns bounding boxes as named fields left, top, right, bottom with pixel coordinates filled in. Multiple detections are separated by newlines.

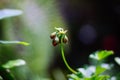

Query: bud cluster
left=50, top=27, right=68, bottom=46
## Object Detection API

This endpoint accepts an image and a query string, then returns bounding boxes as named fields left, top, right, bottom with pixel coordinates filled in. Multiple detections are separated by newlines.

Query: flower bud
left=52, top=36, right=59, bottom=46
left=50, top=27, right=68, bottom=46
left=63, top=35, right=68, bottom=43
left=54, top=36, right=59, bottom=43
left=50, top=32, right=56, bottom=39
left=52, top=40, right=58, bottom=46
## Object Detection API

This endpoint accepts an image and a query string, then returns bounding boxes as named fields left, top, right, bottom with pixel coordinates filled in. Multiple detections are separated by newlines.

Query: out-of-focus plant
left=0, top=40, right=29, bottom=46
left=0, top=59, right=26, bottom=80
left=0, top=9, right=22, bottom=20
left=50, top=27, right=77, bottom=74
left=0, top=9, right=28, bottom=80
left=68, top=50, right=114, bottom=80
left=114, top=57, right=120, bottom=66
left=50, top=27, right=120, bottom=80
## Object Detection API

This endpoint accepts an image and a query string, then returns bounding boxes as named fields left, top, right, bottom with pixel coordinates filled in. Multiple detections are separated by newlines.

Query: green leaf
left=2, top=59, right=26, bottom=69
left=95, top=75, right=110, bottom=80
left=76, top=72, right=83, bottom=78
left=89, top=52, right=99, bottom=60
left=95, top=66, right=106, bottom=75
left=84, top=78, right=91, bottom=80
left=89, top=50, right=114, bottom=61
left=0, top=40, right=30, bottom=46
left=18, top=41, right=30, bottom=46
left=0, top=9, right=22, bottom=20
left=88, top=75, right=110, bottom=80
left=114, top=57, right=120, bottom=66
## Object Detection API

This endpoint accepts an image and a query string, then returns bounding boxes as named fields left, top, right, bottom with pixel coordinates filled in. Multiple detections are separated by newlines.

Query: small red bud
left=50, top=32, right=56, bottom=39
left=63, top=35, right=68, bottom=43
left=52, top=36, right=60, bottom=46
left=52, top=40, right=58, bottom=46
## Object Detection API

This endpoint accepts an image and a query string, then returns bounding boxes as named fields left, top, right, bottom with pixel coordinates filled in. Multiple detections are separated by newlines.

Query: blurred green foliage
left=68, top=50, right=120, bottom=80
left=0, top=0, right=66, bottom=80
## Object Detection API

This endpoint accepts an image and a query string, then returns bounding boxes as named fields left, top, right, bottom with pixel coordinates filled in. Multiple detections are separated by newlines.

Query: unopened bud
left=54, top=36, right=59, bottom=43
left=50, top=32, right=56, bottom=39
left=63, top=35, right=68, bottom=43
left=50, top=27, right=68, bottom=46
left=52, top=40, right=58, bottom=46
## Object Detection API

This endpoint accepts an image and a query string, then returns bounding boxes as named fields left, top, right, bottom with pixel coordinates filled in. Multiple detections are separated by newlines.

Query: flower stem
left=60, top=43, right=77, bottom=74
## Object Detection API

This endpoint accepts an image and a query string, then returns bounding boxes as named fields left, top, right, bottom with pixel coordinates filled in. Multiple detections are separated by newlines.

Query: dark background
left=50, top=0, right=120, bottom=73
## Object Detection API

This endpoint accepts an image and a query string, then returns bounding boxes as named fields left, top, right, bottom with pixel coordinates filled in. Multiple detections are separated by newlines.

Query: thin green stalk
left=60, top=43, right=77, bottom=74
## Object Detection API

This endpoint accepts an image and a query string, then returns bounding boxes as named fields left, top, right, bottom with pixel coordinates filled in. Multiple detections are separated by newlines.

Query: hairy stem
left=60, top=43, right=77, bottom=74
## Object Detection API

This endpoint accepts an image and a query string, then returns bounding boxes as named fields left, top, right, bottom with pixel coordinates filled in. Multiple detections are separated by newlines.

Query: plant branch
left=60, top=43, right=77, bottom=74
